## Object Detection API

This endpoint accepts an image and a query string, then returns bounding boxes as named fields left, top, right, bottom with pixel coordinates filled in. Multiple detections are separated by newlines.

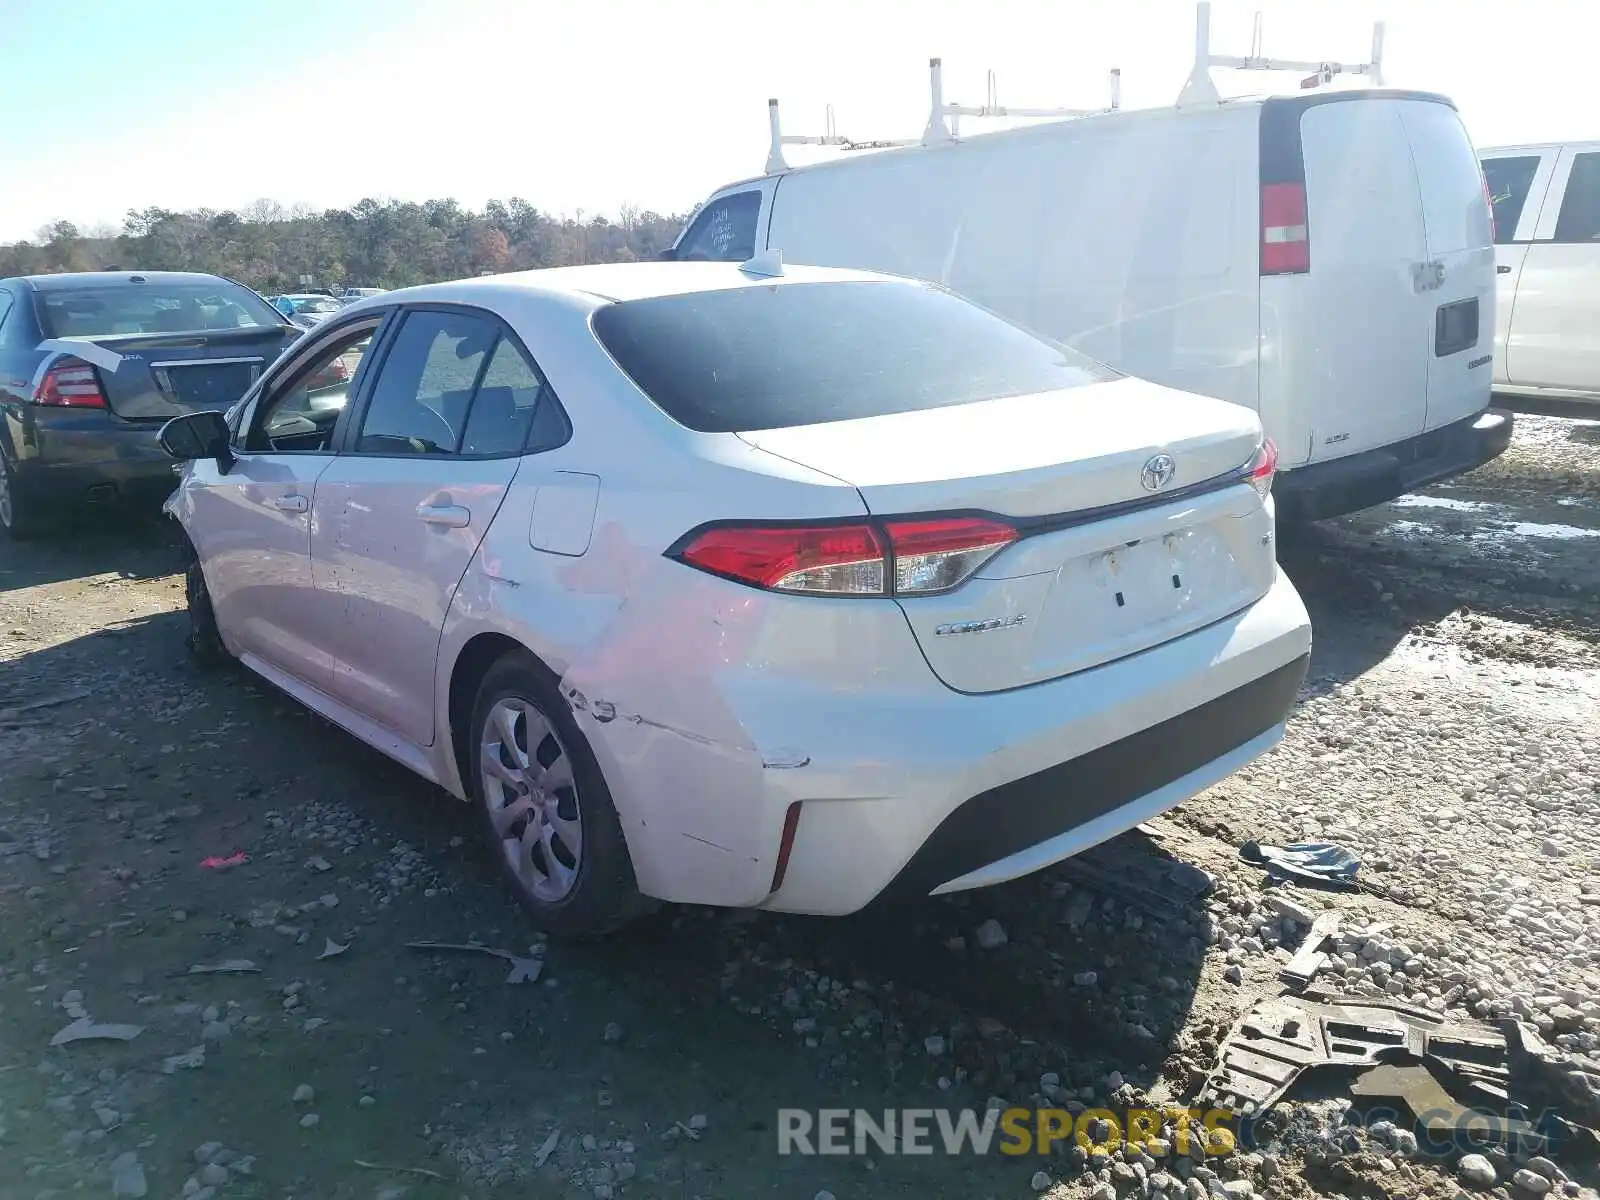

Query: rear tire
left=467, top=650, right=649, bottom=941
left=0, top=456, right=43, bottom=540
left=184, top=550, right=230, bottom=668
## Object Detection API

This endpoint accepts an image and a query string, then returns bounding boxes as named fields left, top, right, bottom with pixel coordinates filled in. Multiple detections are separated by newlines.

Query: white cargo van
left=1480, top=140, right=1600, bottom=413
left=668, top=9, right=1513, bottom=523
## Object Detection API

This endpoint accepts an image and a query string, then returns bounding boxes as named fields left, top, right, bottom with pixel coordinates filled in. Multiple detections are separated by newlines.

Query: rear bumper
left=1273, top=407, right=1514, bottom=523
left=6, top=418, right=180, bottom=511
left=584, top=568, right=1311, bottom=915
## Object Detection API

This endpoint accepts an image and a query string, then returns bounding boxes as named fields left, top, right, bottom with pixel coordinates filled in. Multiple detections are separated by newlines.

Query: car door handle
left=271, top=494, right=309, bottom=513
left=1496, top=264, right=1512, bottom=274
left=416, top=502, right=470, bottom=528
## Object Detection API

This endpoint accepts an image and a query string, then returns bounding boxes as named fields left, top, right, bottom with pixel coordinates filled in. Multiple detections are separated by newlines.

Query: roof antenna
left=739, top=248, right=784, bottom=278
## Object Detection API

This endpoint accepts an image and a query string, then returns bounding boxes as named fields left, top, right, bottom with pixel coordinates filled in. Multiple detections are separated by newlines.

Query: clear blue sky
left=1, top=0, right=1593, bottom=243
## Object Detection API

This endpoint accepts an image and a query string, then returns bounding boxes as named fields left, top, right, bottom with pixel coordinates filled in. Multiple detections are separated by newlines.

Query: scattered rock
left=1030, top=1169, right=1053, bottom=1191
left=299, top=1112, right=321, bottom=1129
left=292, top=1084, right=315, bottom=1104
left=110, top=1151, right=147, bottom=1198
left=1514, top=1168, right=1554, bottom=1194
left=1459, top=1154, right=1497, bottom=1189
left=975, top=919, right=1008, bottom=950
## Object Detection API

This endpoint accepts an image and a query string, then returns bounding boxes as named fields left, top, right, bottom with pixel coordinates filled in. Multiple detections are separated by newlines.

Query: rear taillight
left=33, top=359, right=107, bottom=408
left=1260, top=183, right=1309, bottom=275
left=672, top=515, right=1018, bottom=597
left=1242, top=439, right=1278, bottom=498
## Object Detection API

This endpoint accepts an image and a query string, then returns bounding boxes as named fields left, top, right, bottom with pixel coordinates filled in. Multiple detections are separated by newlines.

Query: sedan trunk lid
left=737, top=377, right=1278, bottom=693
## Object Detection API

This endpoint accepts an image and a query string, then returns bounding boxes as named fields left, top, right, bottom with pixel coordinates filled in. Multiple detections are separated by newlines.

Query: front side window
left=1482, top=155, right=1541, bottom=243
left=592, top=280, right=1119, bottom=433
left=245, top=324, right=377, bottom=453
left=38, top=279, right=285, bottom=338
left=1554, top=152, right=1600, bottom=242
left=355, top=310, right=497, bottom=455
left=675, top=192, right=762, bottom=262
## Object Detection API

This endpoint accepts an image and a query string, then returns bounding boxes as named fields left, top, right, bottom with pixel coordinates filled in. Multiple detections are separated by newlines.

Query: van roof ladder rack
left=764, top=59, right=1122, bottom=173
left=922, top=60, right=1121, bottom=146
left=1176, top=1, right=1385, bottom=106
left=765, top=101, right=918, bottom=174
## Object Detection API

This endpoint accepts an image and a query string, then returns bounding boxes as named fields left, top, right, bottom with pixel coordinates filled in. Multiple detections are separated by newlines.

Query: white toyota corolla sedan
left=160, top=259, right=1312, bottom=939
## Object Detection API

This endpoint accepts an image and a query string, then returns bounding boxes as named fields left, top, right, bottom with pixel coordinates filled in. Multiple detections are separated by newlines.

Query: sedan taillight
left=33, top=359, right=107, bottom=408
left=1242, top=438, right=1278, bottom=498
left=671, top=515, right=1018, bottom=597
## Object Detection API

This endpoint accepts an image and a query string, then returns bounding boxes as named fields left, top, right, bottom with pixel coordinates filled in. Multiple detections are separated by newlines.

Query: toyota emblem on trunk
left=1140, top=454, right=1177, bottom=492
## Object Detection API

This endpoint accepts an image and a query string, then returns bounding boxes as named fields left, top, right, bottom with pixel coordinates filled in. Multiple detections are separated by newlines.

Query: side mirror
left=159, top=409, right=234, bottom=469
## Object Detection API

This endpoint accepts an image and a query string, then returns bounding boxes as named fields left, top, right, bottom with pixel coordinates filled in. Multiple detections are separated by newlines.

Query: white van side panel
left=764, top=111, right=1261, bottom=416
left=1262, top=101, right=1430, bottom=466
left=1027, top=112, right=1261, bottom=418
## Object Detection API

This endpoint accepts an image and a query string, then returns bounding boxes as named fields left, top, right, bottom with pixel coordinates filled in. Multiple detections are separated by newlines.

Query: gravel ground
left=0, top=413, right=1595, bottom=1200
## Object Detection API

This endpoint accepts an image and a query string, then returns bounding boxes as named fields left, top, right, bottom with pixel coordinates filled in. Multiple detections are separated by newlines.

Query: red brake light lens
left=677, top=523, right=887, bottom=595
left=1243, top=438, right=1278, bottom=498
left=33, top=359, right=107, bottom=408
left=673, top=515, right=1019, bottom=597
left=1260, top=183, right=1310, bottom=275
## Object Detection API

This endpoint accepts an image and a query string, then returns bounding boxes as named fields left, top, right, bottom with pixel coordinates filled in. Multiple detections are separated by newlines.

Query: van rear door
left=1394, top=99, right=1497, bottom=431
left=1260, top=94, right=1432, bottom=467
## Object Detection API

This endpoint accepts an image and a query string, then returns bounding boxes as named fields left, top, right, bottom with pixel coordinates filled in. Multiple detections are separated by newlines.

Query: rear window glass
left=39, top=280, right=284, bottom=339
left=590, top=281, right=1118, bottom=433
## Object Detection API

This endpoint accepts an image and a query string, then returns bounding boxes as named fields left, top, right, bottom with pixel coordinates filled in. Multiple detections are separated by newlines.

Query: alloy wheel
left=479, top=697, right=584, bottom=903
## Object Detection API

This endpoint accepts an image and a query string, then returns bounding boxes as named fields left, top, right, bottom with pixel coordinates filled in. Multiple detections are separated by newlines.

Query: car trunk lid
left=46, top=327, right=299, bottom=421
left=737, top=376, right=1278, bottom=693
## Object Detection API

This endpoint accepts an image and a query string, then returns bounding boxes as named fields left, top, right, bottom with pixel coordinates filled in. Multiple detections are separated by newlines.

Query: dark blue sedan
left=0, top=271, right=306, bottom=538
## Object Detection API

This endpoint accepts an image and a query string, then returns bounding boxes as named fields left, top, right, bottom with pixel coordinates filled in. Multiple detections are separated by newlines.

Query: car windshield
left=589, top=280, right=1119, bottom=433
left=293, top=297, right=343, bottom=313
left=39, top=280, right=285, bottom=338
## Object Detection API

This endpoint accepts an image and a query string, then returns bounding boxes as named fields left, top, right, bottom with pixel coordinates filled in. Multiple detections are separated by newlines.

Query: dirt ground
left=0, top=414, right=1596, bottom=1200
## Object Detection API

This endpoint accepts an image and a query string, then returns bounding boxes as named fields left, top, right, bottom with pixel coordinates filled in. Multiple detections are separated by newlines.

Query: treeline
left=0, top=199, right=688, bottom=291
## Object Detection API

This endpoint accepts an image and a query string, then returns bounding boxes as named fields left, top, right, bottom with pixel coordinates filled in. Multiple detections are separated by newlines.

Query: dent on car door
left=1506, top=147, right=1600, bottom=392
left=188, top=319, right=383, bottom=690
left=311, top=307, right=553, bottom=748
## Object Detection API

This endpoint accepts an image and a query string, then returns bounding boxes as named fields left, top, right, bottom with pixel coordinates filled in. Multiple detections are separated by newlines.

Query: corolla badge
left=1140, top=453, right=1177, bottom=492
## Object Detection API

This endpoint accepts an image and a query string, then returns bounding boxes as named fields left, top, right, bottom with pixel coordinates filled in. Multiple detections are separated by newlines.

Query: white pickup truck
left=1481, top=140, right=1600, bottom=413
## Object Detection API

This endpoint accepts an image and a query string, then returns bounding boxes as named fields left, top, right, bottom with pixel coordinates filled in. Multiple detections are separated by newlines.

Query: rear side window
left=675, top=192, right=762, bottom=262
left=1554, top=152, right=1600, bottom=243
left=357, top=310, right=496, bottom=454
left=591, top=280, right=1119, bottom=433
left=37, top=279, right=284, bottom=338
left=1482, top=155, right=1542, bottom=243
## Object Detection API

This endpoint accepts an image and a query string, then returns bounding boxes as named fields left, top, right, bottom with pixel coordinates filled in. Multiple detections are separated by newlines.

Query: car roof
left=20, top=270, right=236, bottom=292
left=373, top=260, right=904, bottom=309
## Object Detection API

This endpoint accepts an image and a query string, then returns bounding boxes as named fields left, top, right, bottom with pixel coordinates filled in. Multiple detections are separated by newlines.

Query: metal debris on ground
left=406, top=940, right=543, bottom=984
left=184, top=959, right=260, bottom=976
left=533, top=1126, right=562, bottom=1168
left=353, top=1159, right=447, bottom=1180
left=49, top=1017, right=144, bottom=1046
left=316, top=938, right=349, bottom=960
left=1057, top=826, right=1215, bottom=918
left=1197, top=993, right=1595, bottom=1149
left=1239, top=840, right=1361, bottom=888
left=199, top=851, right=248, bottom=870
left=1278, top=910, right=1342, bottom=989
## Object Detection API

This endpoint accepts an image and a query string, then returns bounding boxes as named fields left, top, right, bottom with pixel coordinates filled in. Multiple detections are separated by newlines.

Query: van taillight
left=33, top=359, right=107, bottom=408
left=1260, top=183, right=1310, bottom=275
